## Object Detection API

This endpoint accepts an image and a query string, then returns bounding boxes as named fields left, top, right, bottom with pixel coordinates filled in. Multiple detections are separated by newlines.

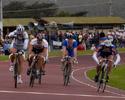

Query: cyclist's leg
left=37, top=54, right=46, bottom=75
left=27, top=53, right=34, bottom=75
left=69, top=58, right=73, bottom=75
left=18, top=54, right=25, bottom=75
left=94, top=57, right=103, bottom=82
left=61, top=58, right=66, bottom=71
left=17, top=55, right=24, bottom=83
left=106, top=55, right=114, bottom=81
left=107, top=55, right=114, bottom=74
left=28, top=53, right=34, bottom=66
left=9, top=48, right=17, bottom=71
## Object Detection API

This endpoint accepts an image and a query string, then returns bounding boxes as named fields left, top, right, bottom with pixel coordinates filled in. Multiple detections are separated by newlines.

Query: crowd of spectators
left=43, top=29, right=125, bottom=50
left=0, top=28, right=125, bottom=55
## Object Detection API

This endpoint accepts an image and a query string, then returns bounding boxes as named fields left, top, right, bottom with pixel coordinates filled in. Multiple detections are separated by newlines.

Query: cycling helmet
left=16, top=24, right=25, bottom=33
left=107, top=35, right=114, bottom=42
left=67, top=33, right=73, bottom=39
left=103, top=39, right=112, bottom=47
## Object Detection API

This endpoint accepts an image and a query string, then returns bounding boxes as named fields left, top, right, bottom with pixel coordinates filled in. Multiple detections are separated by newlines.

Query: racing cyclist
left=8, top=24, right=29, bottom=84
left=61, top=33, right=78, bottom=70
left=27, top=33, right=48, bottom=76
left=92, top=39, right=121, bottom=82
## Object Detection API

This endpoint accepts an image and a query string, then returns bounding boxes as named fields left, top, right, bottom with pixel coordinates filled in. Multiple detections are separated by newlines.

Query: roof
left=42, top=17, right=125, bottom=24
left=3, top=17, right=125, bottom=27
left=3, top=18, right=37, bottom=27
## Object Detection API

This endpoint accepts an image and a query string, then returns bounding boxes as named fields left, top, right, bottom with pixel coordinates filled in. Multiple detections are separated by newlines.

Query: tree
left=3, top=1, right=58, bottom=18
left=71, top=11, right=88, bottom=17
left=56, top=11, right=71, bottom=17
left=3, top=1, right=27, bottom=18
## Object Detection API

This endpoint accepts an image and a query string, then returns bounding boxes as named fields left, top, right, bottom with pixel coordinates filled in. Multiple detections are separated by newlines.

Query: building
left=3, top=16, right=125, bottom=37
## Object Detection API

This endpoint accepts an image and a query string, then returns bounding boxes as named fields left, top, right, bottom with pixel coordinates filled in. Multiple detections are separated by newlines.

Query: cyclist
left=27, top=33, right=48, bottom=76
left=61, top=33, right=78, bottom=69
left=8, top=24, right=29, bottom=84
left=92, top=39, right=121, bottom=82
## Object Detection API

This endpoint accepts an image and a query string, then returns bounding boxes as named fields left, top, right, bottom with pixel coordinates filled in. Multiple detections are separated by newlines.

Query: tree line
left=3, top=1, right=88, bottom=18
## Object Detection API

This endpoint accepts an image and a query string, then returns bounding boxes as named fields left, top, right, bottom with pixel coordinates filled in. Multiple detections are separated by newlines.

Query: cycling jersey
left=30, top=38, right=48, bottom=54
left=96, top=43, right=117, bottom=58
left=62, top=39, right=77, bottom=57
left=9, top=30, right=29, bottom=51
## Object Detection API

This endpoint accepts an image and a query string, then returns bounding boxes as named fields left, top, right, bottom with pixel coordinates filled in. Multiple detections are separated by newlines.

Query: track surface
left=0, top=53, right=125, bottom=100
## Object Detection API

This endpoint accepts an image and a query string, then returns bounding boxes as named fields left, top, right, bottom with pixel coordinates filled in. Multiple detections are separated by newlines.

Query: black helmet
left=67, top=33, right=73, bottom=39
left=36, top=33, right=43, bottom=41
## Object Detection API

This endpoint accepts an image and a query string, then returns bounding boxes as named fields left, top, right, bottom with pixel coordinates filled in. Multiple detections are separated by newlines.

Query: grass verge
left=87, top=64, right=125, bottom=90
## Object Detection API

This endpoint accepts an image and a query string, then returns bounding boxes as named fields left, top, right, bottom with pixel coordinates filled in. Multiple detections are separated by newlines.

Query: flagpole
left=0, top=0, right=3, bottom=37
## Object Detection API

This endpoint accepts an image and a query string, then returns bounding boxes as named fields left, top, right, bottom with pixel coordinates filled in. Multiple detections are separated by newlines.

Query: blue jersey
left=96, top=43, right=117, bottom=58
left=62, top=39, right=77, bottom=57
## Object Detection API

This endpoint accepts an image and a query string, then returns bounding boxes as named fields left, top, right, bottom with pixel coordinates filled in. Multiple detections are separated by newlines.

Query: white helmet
left=107, top=35, right=113, bottom=42
left=16, top=24, right=25, bottom=33
left=103, top=39, right=112, bottom=47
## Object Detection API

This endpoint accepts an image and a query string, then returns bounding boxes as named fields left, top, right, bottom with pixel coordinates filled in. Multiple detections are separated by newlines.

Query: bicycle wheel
left=29, top=74, right=35, bottom=87
left=97, top=66, right=106, bottom=92
left=29, top=69, right=35, bottom=87
left=102, top=69, right=108, bottom=92
left=63, top=63, right=71, bottom=86
left=38, top=68, right=42, bottom=85
left=29, top=68, right=36, bottom=87
left=14, top=62, right=18, bottom=88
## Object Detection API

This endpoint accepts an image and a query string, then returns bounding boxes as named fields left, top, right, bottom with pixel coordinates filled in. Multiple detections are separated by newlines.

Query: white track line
left=0, top=90, right=125, bottom=99
left=71, top=67, right=125, bottom=97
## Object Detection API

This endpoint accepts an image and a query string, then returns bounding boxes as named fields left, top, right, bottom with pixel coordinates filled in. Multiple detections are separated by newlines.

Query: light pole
left=109, top=0, right=113, bottom=16
left=0, top=0, right=3, bottom=37
left=47, top=21, right=58, bottom=51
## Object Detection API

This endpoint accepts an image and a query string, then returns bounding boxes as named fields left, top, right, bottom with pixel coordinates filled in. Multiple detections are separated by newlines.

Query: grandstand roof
left=3, top=18, right=36, bottom=27
left=3, top=17, right=125, bottom=27
left=42, top=17, right=125, bottom=24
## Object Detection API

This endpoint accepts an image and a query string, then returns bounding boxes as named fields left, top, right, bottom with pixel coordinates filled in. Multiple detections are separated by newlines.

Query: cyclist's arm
left=43, top=39, right=48, bottom=60
left=74, top=47, right=77, bottom=58
left=62, top=40, right=68, bottom=58
left=23, top=32, right=29, bottom=50
left=73, top=40, right=78, bottom=58
left=62, top=46, right=67, bottom=58
left=112, top=48, right=121, bottom=65
left=28, top=39, right=34, bottom=55
left=92, top=45, right=101, bottom=65
left=28, top=44, right=33, bottom=55
left=92, top=51, right=99, bottom=65
left=8, top=31, right=16, bottom=37
left=114, top=53, right=121, bottom=65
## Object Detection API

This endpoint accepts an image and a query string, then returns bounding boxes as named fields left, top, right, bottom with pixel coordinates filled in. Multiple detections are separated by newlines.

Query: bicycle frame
left=29, top=54, right=43, bottom=87
left=63, top=56, right=72, bottom=86
left=97, top=58, right=110, bottom=93
left=13, top=52, right=23, bottom=88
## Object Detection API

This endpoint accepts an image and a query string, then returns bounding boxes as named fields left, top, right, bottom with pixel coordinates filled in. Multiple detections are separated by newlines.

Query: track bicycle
left=29, top=54, right=44, bottom=87
left=63, top=56, right=72, bottom=86
left=97, top=58, right=112, bottom=92
left=13, top=51, right=23, bottom=88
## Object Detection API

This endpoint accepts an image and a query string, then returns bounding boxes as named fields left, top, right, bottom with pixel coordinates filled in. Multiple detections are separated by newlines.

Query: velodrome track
left=0, top=53, right=125, bottom=100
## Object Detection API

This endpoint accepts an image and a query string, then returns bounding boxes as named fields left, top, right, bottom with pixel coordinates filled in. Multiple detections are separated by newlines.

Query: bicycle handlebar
left=13, top=50, right=24, bottom=55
